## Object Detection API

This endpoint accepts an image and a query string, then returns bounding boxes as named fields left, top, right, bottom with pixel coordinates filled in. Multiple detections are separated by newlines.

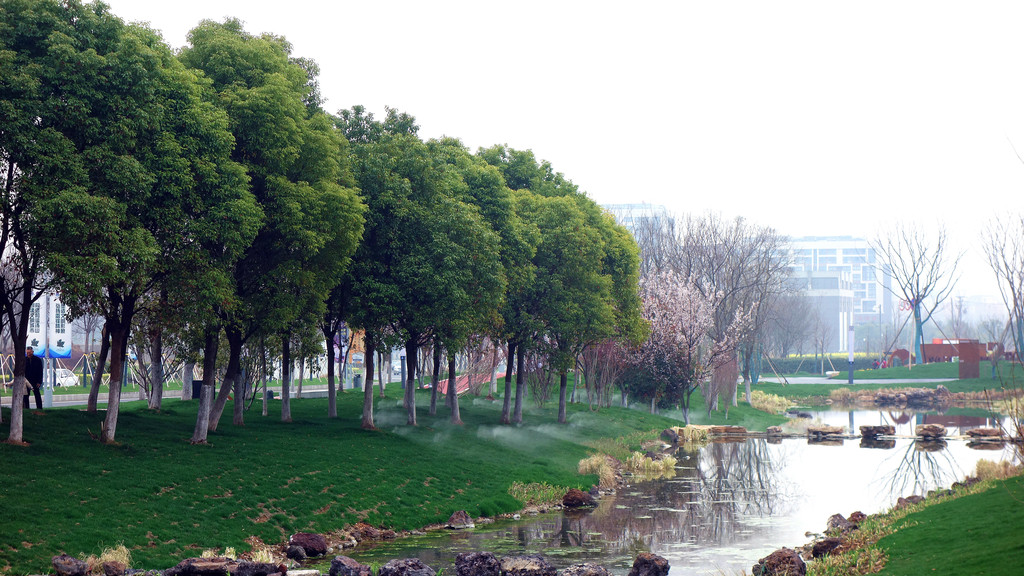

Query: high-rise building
left=789, top=236, right=892, bottom=323
left=603, top=203, right=669, bottom=233
left=788, top=236, right=893, bottom=352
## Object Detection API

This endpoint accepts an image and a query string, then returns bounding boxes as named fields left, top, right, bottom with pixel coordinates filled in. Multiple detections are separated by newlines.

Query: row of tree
left=0, top=0, right=647, bottom=444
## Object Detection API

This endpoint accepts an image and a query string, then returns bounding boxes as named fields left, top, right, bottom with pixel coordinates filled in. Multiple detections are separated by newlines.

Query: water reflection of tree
left=877, top=440, right=968, bottom=501
left=691, top=439, right=786, bottom=544
left=524, top=438, right=789, bottom=559
left=349, top=440, right=787, bottom=572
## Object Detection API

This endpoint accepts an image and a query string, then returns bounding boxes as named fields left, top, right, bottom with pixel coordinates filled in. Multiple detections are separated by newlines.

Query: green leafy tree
left=2, top=0, right=259, bottom=444
left=339, top=111, right=504, bottom=427
left=180, top=19, right=364, bottom=436
left=479, top=146, right=643, bottom=424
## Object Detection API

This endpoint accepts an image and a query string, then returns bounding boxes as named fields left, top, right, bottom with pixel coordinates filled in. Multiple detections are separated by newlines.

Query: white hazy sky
left=102, top=0, right=1024, bottom=300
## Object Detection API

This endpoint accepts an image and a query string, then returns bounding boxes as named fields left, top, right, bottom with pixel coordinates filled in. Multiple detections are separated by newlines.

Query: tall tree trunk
left=324, top=326, right=337, bottom=418
left=489, top=344, right=499, bottom=397
left=210, top=326, right=243, bottom=430
left=361, top=333, right=376, bottom=429
left=297, top=355, right=304, bottom=399
left=558, top=370, right=568, bottom=424
left=181, top=361, right=194, bottom=401
left=281, top=335, right=292, bottom=422
left=88, top=322, right=110, bottom=412
left=501, top=341, right=516, bottom=424
left=231, top=331, right=245, bottom=426
left=147, top=325, right=164, bottom=410
left=191, top=326, right=220, bottom=444
left=6, top=332, right=28, bottom=444
left=101, top=305, right=136, bottom=445
left=378, top=351, right=386, bottom=397
left=259, top=337, right=268, bottom=417
left=513, top=346, right=525, bottom=424
left=429, top=342, right=441, bottom=416
left=404, top=338, right=418, bottom=426
left=570, top=363, right=579, bottom=404
left=447, top=353, right=462, bottom=425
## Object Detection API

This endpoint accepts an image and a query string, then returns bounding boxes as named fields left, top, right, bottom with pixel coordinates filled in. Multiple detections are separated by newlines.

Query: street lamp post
left=848, top=324, right=855, bottom=385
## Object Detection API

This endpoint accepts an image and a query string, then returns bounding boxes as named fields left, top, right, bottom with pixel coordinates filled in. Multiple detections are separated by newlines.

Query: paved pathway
left=757, top=375, right=957, bottom=385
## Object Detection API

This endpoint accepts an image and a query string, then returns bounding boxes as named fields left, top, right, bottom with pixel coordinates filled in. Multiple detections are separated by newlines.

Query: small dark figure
left=24, top=346, right=43, bottom=410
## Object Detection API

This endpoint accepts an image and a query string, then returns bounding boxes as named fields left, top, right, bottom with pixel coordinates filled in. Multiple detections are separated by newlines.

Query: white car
left=54, top=368, right=80, bottom=387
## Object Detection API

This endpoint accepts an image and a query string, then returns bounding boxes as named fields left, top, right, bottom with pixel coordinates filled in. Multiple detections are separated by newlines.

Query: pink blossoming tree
left=631, top=270, right=750, bottom=424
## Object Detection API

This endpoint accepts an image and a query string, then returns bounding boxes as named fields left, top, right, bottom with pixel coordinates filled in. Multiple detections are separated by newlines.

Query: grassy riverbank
left=1, top=379, right=1014, bottom=575
left=1, top=388, right=691, bottom=574
left=810, top=469, right=1024, bottom=576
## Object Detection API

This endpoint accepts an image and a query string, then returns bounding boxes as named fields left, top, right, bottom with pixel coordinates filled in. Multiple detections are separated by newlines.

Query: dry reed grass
left=974, top=459, right=1023, bottom=481
left=624, top=451, right=677, bottom=475
left=750, top=390, right=795, bottom=414
left=829, top=387, right=859, bottom=404
left=577, top=454, right=617, bottom=489
left=79, top=544, right=131, bottom=574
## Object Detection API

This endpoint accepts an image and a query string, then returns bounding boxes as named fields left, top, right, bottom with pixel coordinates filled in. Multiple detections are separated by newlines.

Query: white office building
left=788, top=236, right=893, bottom=351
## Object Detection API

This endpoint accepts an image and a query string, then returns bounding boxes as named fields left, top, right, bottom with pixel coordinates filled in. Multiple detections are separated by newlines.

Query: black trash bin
left=353, top=374, right=363, bottom=390
left=191, top=380, right=203, bottom=400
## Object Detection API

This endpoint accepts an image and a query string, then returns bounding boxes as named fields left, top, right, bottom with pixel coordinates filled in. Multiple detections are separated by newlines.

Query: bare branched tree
left=946, top=296, right=969, bottom=340
left=764, top=292, right=816, bottom=358
left=812, top=305, right=835, bottom=374
left=872, top=225, right=961, bottom=365
left=983, top=214, right=1024, bottom=359
left=632, top=213, right=790, bottom=406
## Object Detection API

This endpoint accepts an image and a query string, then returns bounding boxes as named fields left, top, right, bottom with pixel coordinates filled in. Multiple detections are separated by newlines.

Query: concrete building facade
left=788, top=236, right=892, bottom=352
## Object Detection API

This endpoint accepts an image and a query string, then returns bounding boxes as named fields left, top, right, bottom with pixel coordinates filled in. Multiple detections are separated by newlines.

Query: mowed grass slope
left=0, top=389, right=678, bottom=574
left=875, top=474, right=1024, bottom=576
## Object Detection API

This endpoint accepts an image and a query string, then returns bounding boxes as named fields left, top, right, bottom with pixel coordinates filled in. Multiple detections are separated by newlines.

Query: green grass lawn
left=0, top=387, right=681, bottom=574
left=755, top=362, right=1021, bottom=402
left=874, top=474, right=1024, bottom=576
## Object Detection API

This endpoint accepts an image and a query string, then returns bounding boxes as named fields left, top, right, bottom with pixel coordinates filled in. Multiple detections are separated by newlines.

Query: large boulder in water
left=562, top=488, right=597, bottom=508
left=163, top=557, right=240, bottom=576
left=235, top=562, right=287, bottom=576
left=456, top=552, right=501, bottom=576
left=915, top=424, right=946, bottom=439
left=562, top=564, right=610, bottom=576
left=331, top=556, right=373, bottom=576
left=380, top=558, right=436, bottom=576
left=626, top=553, right=669, bottom=576
left=807, top=424, right=846, bottom=437
left=859, top=425, right=894, bottom=437
left=290, top=532, right=328, bottom=557
left=500, top=555, right=557, bottom=576
left=966, top=427, right=1003, bottom=439
left=446, top=510, right=475, bottom=529
left=751, top=548, right=805, bottom=576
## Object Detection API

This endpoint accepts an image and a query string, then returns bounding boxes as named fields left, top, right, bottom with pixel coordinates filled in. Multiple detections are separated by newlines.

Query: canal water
left=331, top=410, right=1018, bottom=576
